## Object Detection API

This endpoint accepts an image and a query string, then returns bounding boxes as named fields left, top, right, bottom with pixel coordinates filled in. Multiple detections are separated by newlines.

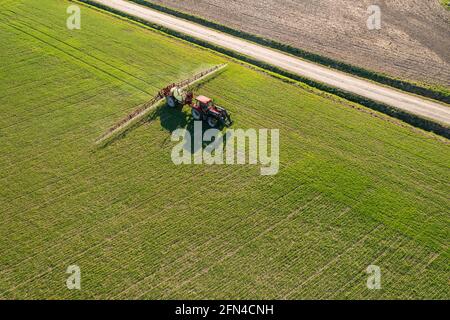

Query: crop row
left=76, top=0, right=450, bottom=139
left=128, top=0, right=450, bottom=104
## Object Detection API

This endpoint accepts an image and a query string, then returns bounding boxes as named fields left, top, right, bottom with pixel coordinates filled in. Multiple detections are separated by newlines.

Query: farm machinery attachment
left=159, top=83, right=233, bottom=128
left=95, top=64, right=230, bottom=144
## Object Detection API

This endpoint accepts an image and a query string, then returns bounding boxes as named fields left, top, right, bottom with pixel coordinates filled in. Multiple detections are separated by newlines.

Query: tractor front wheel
left=166, top=96, right=178, bottom=108
left=192, top=109, right=202, bottom=120
left=207, top=116, right=219, bottom=128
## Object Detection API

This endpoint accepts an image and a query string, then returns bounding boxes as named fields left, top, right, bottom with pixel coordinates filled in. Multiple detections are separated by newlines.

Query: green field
left=0, top=0, right=449, bottom=299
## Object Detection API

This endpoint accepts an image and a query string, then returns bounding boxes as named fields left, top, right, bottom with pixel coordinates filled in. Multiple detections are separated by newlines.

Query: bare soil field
left=152, top=0, right=450, bottom=87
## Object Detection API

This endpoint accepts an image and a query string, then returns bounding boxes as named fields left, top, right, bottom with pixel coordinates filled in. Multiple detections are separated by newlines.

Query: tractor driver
left=201, top=101, right=210, bottom=113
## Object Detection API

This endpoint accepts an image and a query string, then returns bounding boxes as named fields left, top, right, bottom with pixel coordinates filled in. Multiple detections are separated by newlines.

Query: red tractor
left=159, top=85, right=233, bottom=128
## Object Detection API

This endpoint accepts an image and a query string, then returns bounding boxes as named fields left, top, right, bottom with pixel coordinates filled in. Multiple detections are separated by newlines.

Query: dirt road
left=93, top=0, right=450, bottom=126
left=152, top=0, right=450, bottom=87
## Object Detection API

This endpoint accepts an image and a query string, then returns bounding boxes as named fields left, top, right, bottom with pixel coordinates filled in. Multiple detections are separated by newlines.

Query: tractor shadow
left=146, top=104, right=222, bottom=154
left=95, top=67, right=228, bottom=150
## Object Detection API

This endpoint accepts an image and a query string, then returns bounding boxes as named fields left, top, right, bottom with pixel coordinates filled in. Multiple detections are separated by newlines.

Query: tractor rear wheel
left=166, top=96, right=178, bottom=108
left=192, top=109, right=202, bottom=120
left=207, top=116, right=219, bottom=128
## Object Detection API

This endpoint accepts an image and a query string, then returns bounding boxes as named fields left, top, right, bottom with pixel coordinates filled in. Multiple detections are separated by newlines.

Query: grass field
left=0, top=0, right=448, bottom=299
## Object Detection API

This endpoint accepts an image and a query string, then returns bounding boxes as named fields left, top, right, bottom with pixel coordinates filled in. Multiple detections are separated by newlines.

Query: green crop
left=0, top=0, right=448, bottom=299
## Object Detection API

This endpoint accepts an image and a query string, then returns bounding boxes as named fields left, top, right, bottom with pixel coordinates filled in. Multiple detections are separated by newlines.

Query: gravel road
left=93, top=0, right=450, bottom=126
left=152, top=0, right=450, bottom=87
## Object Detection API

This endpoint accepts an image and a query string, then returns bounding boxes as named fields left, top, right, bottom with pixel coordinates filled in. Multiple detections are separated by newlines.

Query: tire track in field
left=242, top=108, right=450, bottom=226
left=149, top=193, right=324, bottom=299
left=341, top=242, right=438, bottom=299
left=0, top=78, right=110, bottom=132
left=2, top=19, right=153, bottom=96
left=4, top=10, right=446, bottom=200
left=114, top=181, right=312, bottom=298
left=235, top=205, right=356, bottom=298
left=92, top=0, right=450, bottom=125
left=316, top=234, right=408, bottom=299
left=93, top=168, right=287, bottom=298
left=2, top=159, right=288, bottom=296
left=0, top=97, right=177, bottom=210
left=281, top=224, right=385, bottom=299
left=0, top=80, right=117, bottom=140
left=231, top=95, right=450, bottom=210
left=7, top=6, right=196, bottom=77
left=0, top=164, right=214, bottom=294
left=0, top=162, right=253, bottom=296
left=0, top=106, right=177, bottom=223
left=224, top=86, right=450, bottom=204
left=3, top=9, right=205, bottom=94
left=0, top=135, right=218, bottom=272
left=1, top=164, right=251, bottom=296
left=1, top=10, right=161, bottom=90
left=0, top=80, right=144, bottom=152
left=0, top=33, right=160, bottom=139
left=214, top=71, right=449, bottom=171
left=157, top=199, right=352, bottom=299
left=0, top=82, right=152, bottom=185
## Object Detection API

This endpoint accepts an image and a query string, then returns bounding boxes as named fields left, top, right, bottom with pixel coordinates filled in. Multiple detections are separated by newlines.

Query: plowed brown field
left=152, top=0, right=450, bottom=87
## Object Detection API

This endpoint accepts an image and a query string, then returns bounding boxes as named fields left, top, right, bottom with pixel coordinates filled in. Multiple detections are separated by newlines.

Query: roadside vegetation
left=80, top=0, right=450, bottom=138
left=0, top=0, right=448, bottom=299
left=131, top=0, right=450, bottom=104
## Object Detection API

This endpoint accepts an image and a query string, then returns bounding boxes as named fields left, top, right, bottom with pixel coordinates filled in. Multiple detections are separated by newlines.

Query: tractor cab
left=195, top=95, right=213, bottom=112
left=191, top=95, right=232, bottom=128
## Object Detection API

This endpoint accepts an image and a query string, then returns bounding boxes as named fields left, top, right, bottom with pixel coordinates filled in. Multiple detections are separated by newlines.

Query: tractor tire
left=207, top=116, right=219, bottom=128
left=192, top=109, right=202, bottom=121
left=166, top=96, right=177, bottom=108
